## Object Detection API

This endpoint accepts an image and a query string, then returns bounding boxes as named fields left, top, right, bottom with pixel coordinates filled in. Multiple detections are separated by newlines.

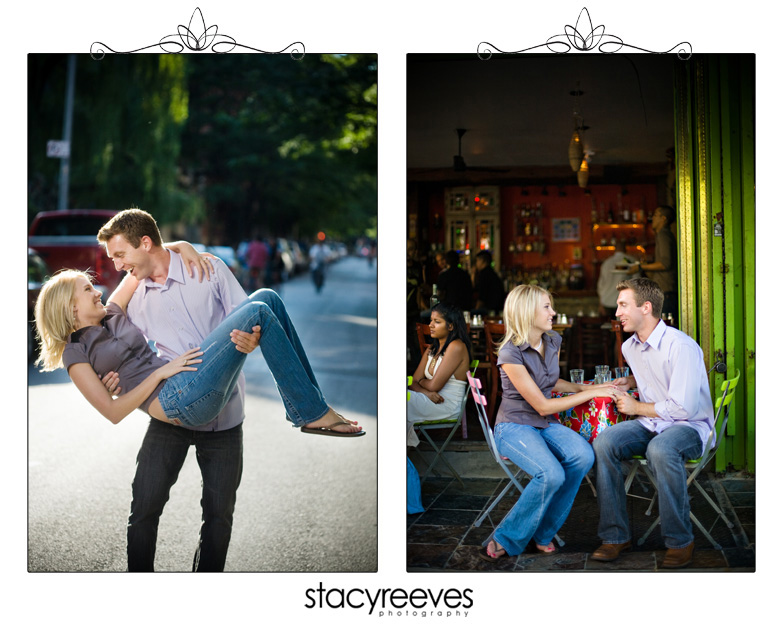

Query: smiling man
left=589, top=277, right=713, bottom=568
left=97, top=208, right=259, bottom=572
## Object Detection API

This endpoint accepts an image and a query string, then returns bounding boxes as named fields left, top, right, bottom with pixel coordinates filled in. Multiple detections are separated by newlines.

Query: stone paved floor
left=407, top=471, right=755, bottom=572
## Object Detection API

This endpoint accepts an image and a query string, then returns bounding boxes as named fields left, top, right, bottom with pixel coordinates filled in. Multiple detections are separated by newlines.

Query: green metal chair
left=410, top=360, right=478, bottom=488
left=627, top=369, right=741, bottom=549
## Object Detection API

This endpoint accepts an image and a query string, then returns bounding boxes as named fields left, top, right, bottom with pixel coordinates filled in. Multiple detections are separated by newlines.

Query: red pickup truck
left=28, top=210, right=122, bottom=299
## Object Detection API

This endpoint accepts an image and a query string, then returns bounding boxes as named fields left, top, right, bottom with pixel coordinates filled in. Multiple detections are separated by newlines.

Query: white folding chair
left=629, top=370, right=741, bottom=548
left=467, top=372, right=565, bottom=547
left=410, top=360, right=478, bottom=488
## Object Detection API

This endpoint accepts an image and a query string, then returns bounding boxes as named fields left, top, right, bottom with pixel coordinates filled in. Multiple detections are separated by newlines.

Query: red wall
left=420, top=182, right=658, bottom=288
left=500, top=184, right=657, bottom=285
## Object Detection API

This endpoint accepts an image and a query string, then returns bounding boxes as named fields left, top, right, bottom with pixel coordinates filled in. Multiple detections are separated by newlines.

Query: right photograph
left=405, top=53, right=755, bottom=572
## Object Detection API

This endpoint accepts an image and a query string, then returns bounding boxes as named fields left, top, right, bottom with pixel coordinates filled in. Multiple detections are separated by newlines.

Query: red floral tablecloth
left=551, top=389, right=639, bottom=443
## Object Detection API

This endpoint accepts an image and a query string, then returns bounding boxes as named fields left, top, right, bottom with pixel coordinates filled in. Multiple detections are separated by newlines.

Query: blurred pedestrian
left=309, top=239, right=329, bottom=293
left=266, top=238, right=285, bottom=293
left=245, top=232, right=269, bottom=292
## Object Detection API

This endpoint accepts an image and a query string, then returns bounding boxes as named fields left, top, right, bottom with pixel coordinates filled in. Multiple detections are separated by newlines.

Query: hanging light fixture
left=569, top=129, right=583, bottom=172
left=577, top=157, right=590, bottom=188
left=568, top=84, right=590, bottom=180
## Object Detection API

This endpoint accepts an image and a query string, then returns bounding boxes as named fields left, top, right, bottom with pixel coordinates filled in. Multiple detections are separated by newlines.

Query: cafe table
left=551, top=387, right=640, bottom=443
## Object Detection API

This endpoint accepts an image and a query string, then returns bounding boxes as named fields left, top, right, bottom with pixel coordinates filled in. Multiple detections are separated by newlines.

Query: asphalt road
left=28, top=255, right=377, bottom=572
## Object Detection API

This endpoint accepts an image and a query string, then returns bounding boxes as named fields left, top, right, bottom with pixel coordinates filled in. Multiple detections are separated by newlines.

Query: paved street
left=28, top=255, right=377, bottom=572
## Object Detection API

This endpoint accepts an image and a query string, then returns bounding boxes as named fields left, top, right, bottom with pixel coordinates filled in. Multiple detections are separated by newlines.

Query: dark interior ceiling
left=407, top=53, right=676, bottom=184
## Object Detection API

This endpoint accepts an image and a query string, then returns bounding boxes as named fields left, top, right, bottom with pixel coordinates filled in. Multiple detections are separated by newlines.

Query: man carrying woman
left=35, top=208, right=362, bottom=572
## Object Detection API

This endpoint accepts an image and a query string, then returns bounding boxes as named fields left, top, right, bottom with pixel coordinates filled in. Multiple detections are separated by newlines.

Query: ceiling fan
left=451, top=128, right=509, bottom=173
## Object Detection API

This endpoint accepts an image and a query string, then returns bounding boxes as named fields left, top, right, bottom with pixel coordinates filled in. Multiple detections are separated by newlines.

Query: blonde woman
left=481, top=284, right=616, bottom=561
left=34, top=267, right=362, bottom=436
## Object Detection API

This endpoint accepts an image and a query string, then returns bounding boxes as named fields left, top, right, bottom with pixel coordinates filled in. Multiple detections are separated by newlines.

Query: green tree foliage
left=28, top=53, right=377, bottom=243
left=28, top=54, right=198, bottom=225
left=179, top=53, right=377, bottom=244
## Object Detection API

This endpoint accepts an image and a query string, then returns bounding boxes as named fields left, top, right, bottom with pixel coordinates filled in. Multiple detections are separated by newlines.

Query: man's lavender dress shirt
left=622, top=320, right=714, bottom=454
left=127, top=251, right=249, bottom=431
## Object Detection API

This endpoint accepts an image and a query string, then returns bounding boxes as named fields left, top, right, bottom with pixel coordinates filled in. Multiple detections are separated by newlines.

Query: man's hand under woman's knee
left=230, top=325, right=261, bottom=353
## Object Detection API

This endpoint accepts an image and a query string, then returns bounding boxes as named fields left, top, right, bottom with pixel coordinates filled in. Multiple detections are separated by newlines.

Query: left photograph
left=27, top=53, right=377, bottom=572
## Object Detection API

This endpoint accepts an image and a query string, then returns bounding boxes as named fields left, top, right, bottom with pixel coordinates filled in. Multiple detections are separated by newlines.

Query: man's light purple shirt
left=127, top=251, right=248, bottom=431
left=622, top=320, right=715, bottom=454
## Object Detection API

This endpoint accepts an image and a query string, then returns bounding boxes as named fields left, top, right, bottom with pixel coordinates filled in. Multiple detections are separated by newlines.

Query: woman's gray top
left=495, top=331, right=562, bottom=428
left=62, top=302, right=167, bottom=414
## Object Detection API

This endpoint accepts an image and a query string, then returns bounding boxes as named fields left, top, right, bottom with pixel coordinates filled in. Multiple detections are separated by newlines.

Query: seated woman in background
left=406, top=303, right=471, bottom=447
left=481, top=284, right=617, bottom=561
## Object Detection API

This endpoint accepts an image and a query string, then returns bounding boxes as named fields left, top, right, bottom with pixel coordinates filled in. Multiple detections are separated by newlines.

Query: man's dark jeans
left=127, top=419, right=243, bottom=572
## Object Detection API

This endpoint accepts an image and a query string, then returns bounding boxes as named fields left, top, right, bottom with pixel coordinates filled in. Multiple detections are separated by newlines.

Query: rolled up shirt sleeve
left=653, top=341, right=705, bottom=421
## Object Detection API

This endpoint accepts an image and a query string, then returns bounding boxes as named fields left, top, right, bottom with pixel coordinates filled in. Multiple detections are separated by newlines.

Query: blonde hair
left=34, top=270, right=90, bottom=371
left=498, top=283, right=554, bottom=351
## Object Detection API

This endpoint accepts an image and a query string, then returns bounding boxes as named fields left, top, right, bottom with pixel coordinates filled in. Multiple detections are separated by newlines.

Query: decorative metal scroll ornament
left=477, top=7, right=691, bottom=60
left=91, top=7, right=304, bottom=59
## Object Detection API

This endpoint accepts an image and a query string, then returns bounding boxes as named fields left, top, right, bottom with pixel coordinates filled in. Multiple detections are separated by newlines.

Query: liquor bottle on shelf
left=606, top=203, right=614, bottom=223
left=430, top=284, right=438, bottom=308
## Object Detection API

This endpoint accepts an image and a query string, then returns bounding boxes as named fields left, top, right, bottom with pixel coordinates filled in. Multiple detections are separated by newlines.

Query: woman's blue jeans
left=593, top=419, right=703, bottom=549
left=493, top=421, right=595, bottom=555
left=157, top=289, right=328, bottom=428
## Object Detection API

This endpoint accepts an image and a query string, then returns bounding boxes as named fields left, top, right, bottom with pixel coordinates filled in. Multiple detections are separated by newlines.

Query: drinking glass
left=614, top=366, right=630, bottom=380
left=570, top=369, right=584, bottom=384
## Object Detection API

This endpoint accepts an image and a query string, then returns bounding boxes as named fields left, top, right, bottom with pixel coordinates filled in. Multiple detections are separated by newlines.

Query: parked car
left=288, top=240, right=308, bottom=275
left=28, top=209, right=122, bottom=299
left=274, top=238, right=296, bottom=278
left=28, top=248, right=50, bottom=362
left=191, top=243, right=241, bottom=276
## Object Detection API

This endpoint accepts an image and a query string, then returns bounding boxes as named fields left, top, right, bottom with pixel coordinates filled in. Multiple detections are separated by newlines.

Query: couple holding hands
left=409, top=277, right=712, bottom=569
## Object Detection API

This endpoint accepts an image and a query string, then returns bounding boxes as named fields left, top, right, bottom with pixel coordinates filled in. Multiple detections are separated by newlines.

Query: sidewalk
left=407, top=453, right=755, bottom=572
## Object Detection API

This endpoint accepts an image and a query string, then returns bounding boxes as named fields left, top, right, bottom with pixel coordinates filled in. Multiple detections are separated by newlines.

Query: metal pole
left=57, top=54, right=76, bottom=211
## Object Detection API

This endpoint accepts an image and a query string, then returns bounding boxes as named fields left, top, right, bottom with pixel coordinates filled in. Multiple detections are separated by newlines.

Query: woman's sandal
left=300, top=409, right=366, bottom=438
left=478, top=539, right=508, bottom=563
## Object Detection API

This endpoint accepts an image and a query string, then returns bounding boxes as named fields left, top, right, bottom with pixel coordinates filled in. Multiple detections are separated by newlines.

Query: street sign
left=47, top=140, right=70, bottom=158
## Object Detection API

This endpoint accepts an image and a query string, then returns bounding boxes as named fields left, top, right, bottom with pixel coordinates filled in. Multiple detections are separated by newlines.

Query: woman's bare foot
left=300, top=408, right=365, bottom=437
left=478, top=538, right=507, bottom=562
left=535, top=541, right=557, bottom=554
left=487, top=539, right=506, bottom=558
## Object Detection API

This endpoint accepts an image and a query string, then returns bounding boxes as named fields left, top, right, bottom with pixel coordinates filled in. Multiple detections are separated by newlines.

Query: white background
left=7, top=1, right=776, bottom=624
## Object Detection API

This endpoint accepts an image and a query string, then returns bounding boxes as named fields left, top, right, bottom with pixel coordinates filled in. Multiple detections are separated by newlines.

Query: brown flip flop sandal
left=300, top=411, right=366, bottom=437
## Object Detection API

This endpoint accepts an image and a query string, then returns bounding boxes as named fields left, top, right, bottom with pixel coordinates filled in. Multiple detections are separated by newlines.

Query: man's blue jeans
left=158, top=289, right=328, bottom=428
left=127, top=420, right=243, bottom=571
left=493, top=422, right=595, bottom=555
left=593, top=419, right=703, bottom=549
